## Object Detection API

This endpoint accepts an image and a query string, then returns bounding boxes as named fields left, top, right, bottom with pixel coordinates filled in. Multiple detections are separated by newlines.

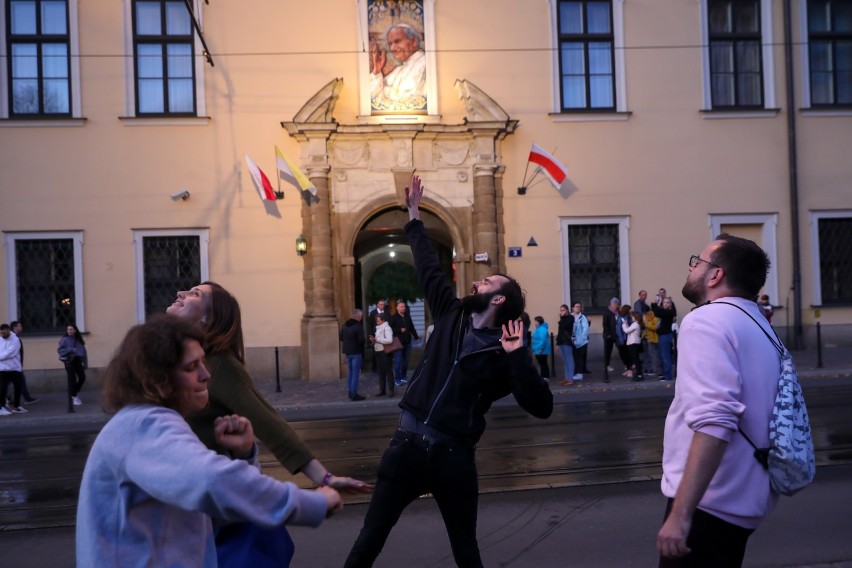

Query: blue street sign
left=508, top=247, right=522, bottom=258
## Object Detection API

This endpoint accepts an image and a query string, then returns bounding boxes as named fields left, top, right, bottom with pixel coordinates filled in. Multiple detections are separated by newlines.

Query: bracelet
left=320, top=472, right=333, bottom=487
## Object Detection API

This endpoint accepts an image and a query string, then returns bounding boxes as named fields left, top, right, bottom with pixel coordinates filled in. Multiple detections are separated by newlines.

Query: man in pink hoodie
left=657, top=235, right=780, bottom=567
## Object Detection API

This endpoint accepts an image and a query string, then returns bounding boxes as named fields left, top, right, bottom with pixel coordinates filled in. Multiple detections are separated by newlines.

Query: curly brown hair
left=102, top=314, right=204, bottom=414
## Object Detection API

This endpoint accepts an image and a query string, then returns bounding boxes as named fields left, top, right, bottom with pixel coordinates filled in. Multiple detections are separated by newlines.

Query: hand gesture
left=326, top=475, right=374, bottom=495
left=500, top=319, right=524, bottom=353
left=405, top=175, right=423, bottom=220
left=214, top=415, right=255, bottom=459
left=370, top=47, right=387, bottom=75
left=316, top=486, right=344, bottom=518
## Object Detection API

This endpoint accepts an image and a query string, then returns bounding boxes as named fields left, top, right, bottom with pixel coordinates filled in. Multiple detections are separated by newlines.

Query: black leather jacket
left=398, top=219, right=553, bottom=444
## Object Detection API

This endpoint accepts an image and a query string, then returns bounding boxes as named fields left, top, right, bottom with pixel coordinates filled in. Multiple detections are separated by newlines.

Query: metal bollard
left=816, top=322, right=823, bottom=369
left=274, top=346, right=281, bottom=393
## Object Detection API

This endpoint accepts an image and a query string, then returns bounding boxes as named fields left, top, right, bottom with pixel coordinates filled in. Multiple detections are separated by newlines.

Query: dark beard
left=461, top=290, right=498, bottom=314
left=681, top=279, right=703, bottom=306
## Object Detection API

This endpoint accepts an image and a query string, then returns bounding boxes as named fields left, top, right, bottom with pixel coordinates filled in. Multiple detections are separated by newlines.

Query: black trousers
left=0, top=371, right=23, bottom=408
left=572, top=344, right=588, bottom=373
left=659, top=499, right=754, bottom=568
left=65, top=357, right=86, bottom=397
left=345, top=429, right=483, bottom=568
left=375, top=351, right=394, bottom=395
left=534, top=354, right=550, bottom=378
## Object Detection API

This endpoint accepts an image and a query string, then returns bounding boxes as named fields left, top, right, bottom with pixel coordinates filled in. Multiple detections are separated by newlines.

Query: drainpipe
left=783, top=0, right=804, bottom=349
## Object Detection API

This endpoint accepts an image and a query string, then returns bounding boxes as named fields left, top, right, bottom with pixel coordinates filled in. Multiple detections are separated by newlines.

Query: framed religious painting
left=357, top=0, right=438, bottom=120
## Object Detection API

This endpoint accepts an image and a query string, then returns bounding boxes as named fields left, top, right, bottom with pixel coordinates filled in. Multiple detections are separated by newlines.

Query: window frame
left=800, top=0, right=852, bottom=108
left=550, top=0, right=626, bottom=115
left=809, top=210, right=852, bottom=305
left=4, top=230, right=85, bottom=333
left=0, top=0, right=82, bottom=119
left=559, top=216, right=631, bottom=312
left=122, top=0, right=207, bottom=119
left=700, top=0, right=776, bottom=111
left=132, top=228, right=209, bottom=322
left=708, top=213, right=779, bottom=304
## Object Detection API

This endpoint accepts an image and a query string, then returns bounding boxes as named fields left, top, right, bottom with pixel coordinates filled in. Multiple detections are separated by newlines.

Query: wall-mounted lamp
left=296, top=234, right=308, bottom=256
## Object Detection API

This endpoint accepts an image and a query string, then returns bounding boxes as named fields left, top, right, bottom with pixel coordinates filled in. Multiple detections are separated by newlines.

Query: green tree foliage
left=367, top=262, right=422, bottom=303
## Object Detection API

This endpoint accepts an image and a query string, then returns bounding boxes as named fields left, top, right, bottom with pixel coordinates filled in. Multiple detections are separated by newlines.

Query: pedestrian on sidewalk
left=371, top=314, right=395, bottom=397
left=167, top=282, right=371, bottom=566
left=345, top=175, right=553, bottom=568
left=642, top=305, right=660, bottom=376
left=652, top=297, right=677, bottom=381
left=390, top=300, right=419, bottom=386
left=368, top=300, right=388, bottom=372
left=340, top=309, right=366, bottom=401
left=657, top=235, right=781, bottom=567
left=556, top=305, right=575, bottom=385
left=0, top=323, right=26, bottom=415
left=620, top=308, right=644, bottom=381
left=571, top=302, right=590, bottom=381
left=9, top=321, right=37, bottom=404
left=77, top=315, right=342, bottom=568
left=57, top=324, right=87, bottom=407
left=532, top=316, right=552, bottom=379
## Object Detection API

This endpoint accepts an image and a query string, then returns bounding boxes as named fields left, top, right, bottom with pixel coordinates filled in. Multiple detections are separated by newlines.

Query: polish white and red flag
left=244, top=154, right=278, bottom=201
left=528, top=143, right=569, bottom=191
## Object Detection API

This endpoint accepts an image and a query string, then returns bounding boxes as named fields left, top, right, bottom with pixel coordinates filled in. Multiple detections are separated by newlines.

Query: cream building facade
left=1, top=0, right=850, bottom=388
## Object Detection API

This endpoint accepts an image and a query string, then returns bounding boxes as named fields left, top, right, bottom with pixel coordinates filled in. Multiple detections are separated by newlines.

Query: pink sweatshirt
left=661, top=297, right=780, bottom=529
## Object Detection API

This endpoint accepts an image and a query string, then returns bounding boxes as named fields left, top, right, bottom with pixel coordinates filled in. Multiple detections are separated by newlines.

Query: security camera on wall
left=170, top=189, right=190, bottom=201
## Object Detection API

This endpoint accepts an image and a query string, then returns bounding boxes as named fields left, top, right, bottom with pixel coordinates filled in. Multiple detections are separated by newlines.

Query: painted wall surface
left=1, top=0, right=851, bottom=377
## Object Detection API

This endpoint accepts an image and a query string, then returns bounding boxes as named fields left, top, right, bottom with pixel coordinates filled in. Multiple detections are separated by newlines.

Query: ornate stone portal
left=282, top=79, right=518, bottom=381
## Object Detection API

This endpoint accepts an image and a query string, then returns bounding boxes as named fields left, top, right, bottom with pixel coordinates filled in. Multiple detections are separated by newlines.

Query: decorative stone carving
left=393, top=139, right=412, bottom=167
left=335, top=170, right=348, bottom=181
left=454, top=79, right=511, bottom=123
left=333, top=142, right=370, bottom=167
left=457, top=170, right=468, bottom=182
left=433, top=140, right=471, bottom=166
left=292, top=78, right=343, bottom=123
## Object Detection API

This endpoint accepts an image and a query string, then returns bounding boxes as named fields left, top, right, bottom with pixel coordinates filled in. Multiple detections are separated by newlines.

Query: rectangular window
left=808, top=0, right=852, bottom=106
left=817, top=216, right=852, bottom=303
left=132, top=0, right=196, bottom=116
left=558, top=0, right=616, bottom=111
left=133, top=229, right=208, bottom=321
left=4, top=232, right=84, bottom=334
left=6, top=0, right=71, bottom=116
left=708, top=0, right=764, bottom=108
left=567, top=224, right=621, bottom=311
left=142, top=235, right=201, bottom=316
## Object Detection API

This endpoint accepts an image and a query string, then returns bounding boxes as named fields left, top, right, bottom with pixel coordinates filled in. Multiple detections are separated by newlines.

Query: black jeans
left=65, top=357, right=86, bottom=397
left=659, top=499, right=754, bottom=568
left=572, top=344, right=588, bottom=373
left=0, top=371, right=23, bottom=408
left=375, top=351, right=394, bottom=395
left=345, top=429, right=483, bottom=568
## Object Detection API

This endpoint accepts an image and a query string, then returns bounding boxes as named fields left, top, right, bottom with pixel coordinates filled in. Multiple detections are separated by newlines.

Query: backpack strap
left=707, top=300, right=780, bottom=470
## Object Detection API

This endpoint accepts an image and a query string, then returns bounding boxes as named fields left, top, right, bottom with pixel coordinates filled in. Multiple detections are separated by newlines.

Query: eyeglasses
left=689, top=255, right=720, bottom=269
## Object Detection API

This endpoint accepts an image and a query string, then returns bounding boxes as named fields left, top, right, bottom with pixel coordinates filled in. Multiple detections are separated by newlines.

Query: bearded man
left=345, top=175, right=553, bottom=568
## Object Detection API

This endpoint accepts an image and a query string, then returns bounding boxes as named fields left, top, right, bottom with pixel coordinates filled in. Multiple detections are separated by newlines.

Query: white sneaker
left=606, top=366, right=615, bottom=372
left=10, top=406, right=28, bottom=414
left=0, top=407, right=12, bottom=416
left=72, top=396, right=83, bottom=406
left=572, top=373, right=584, bottom=381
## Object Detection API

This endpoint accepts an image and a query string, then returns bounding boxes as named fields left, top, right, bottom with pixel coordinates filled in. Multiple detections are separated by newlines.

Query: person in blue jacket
left=345, top=175, right=552, bottom=568
left=531, top=315, right=552, bottom=379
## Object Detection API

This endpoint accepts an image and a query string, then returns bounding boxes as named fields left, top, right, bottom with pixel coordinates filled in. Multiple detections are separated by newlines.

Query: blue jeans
left=345, top=429, right=482, bottom=567
left=558, top=344, right=575, bottom=380
left=658, top=334, right=673, bottom=380
left=346, top=354, right=363, bottom=398
left=393, top=343, right=413, bottom=383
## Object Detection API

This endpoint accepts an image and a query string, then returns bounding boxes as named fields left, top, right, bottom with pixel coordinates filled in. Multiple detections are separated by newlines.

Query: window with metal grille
left=142, top=235, right=201, bottom=317
left=808, top=0, right=852, bottom=106
left=818, top=217, right=852, bottom=303
left=558, top=0, right=616, bottom=111
left=567, top=224, right=621, bottom=311
left=6, top=0, right=71, bottom=116
left=132, top=0, right=196, bottom=115
left=708, top=0, right=764, bottom=108
left=14, top=238, right=76, bottom=333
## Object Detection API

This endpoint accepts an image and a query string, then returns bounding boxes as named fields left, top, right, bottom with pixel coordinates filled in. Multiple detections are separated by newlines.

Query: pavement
left=2, top=344, right=851, bottom=430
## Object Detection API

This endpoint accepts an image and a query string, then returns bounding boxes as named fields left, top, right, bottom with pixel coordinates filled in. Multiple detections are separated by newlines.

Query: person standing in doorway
left=390, top=300, right=419, bottom=386
left=340, top=309, right=366, bottom=401
left=368, top=300, right=388, bottom=372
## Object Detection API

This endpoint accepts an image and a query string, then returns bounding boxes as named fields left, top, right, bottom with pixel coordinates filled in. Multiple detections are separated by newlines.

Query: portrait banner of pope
left=368, top=0, right=427, bottom=114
